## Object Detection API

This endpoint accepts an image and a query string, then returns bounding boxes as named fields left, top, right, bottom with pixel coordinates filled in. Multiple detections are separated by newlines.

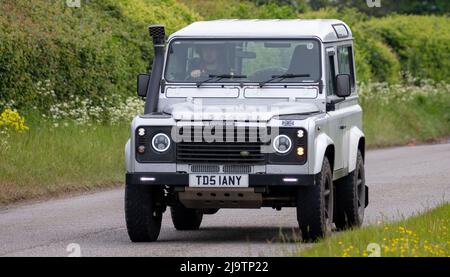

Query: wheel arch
left=125, top=139, right=132, bottom=173
left=358, top=136, right=365, bottom=162
left=348, top=126, right=365, bottom=172
left=312, top=133, right=335, bottom=174
left=325, top=144, right=335, bottom=173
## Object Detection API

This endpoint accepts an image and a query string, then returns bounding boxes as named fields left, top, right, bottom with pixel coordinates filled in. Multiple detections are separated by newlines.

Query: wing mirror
left=335, top=74, right=351, bottom=97
left=137, top=73, right=150, bottom=97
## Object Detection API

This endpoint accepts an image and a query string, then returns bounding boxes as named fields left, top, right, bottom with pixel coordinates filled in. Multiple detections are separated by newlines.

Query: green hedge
left=0, top=1, right=449, bottom=111
left=361, top=15, right=450, bottom=82
left=0, top=0, right=197, bottom=110
left=180, top=0, right=298, bottom=19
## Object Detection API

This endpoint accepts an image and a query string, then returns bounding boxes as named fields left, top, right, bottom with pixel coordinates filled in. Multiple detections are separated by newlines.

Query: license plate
left=189, top=174, right=249, bottom=187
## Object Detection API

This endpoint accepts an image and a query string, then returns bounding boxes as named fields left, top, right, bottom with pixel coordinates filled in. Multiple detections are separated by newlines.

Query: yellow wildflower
left=0, top=108, right=29, bottom=132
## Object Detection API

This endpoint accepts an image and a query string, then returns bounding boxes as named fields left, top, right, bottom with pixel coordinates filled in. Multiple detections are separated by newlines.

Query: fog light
left=297, top=129, right=304, bottom=138
left=152, top=133, right=171, bottom=152
left=296, top=147, right=304, bottom=156
left=137, top=145, right=146, bottom=154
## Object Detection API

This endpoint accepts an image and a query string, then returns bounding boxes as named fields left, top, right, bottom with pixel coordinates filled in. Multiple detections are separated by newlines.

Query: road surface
left=1, top=143, right=449, bottom=256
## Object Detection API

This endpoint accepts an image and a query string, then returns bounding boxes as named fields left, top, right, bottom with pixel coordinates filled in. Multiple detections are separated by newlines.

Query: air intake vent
left=190, top=164, right=220, bottom=173
left=223, top=165, right=252, bottom=174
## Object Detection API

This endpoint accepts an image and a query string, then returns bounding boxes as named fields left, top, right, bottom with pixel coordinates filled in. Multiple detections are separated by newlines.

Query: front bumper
left=126, top=172, right=317, bottom=187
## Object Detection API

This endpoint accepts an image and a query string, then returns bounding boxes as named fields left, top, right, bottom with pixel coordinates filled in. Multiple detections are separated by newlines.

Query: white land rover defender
left=125, top=20, right=369, bottom=242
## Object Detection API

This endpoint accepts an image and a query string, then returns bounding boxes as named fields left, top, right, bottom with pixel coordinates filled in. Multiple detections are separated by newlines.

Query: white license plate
left=189, top=174, right=249, bottom=187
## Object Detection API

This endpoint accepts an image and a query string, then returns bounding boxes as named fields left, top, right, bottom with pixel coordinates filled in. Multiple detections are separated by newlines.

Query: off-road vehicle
left=125, top=20, right=369, bottom=242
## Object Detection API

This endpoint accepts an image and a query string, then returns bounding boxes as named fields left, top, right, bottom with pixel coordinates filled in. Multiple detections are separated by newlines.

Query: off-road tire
left=297, top=157, right=334, bottom=242
left=334, top=150, right=366, bottom=230
left=171, top=205, right=203, bottom=230
left=201, top=208, right=220, bottom=215
left=125, top=184, right=163, bottom=242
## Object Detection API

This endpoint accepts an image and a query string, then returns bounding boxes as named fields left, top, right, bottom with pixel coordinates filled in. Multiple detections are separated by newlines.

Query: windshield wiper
left=196, top=74, right=247, bottom=87
left=259, top=73, right=310, bottom=87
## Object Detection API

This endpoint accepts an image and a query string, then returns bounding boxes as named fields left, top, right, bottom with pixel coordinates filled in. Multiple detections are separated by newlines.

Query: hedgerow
left=0, top=0, right=198, bottom=111
left=360, top=15, right=450, bottom=82
left=0, top=1, right=449, bottom=112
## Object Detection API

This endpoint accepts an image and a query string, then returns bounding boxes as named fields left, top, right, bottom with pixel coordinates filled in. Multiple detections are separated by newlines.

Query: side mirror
left=137, top=74, right=150, bottom=97
left=335, top=74, right=351, bottom=97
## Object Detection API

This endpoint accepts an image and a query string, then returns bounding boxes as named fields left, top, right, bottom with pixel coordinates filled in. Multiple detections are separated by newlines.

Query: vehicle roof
left=169, top=19, right=352, bottom=42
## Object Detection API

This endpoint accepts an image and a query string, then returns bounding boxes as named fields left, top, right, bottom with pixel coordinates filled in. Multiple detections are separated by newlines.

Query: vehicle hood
left=164, top=101, right=320, bottom=121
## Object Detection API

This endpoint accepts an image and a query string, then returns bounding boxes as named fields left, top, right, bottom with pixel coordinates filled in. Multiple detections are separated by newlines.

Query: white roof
left=169, top=19, right=352, bottom=42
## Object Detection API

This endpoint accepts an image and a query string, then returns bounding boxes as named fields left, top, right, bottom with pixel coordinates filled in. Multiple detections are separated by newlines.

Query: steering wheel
left=184, top=70, right=209, bottom=81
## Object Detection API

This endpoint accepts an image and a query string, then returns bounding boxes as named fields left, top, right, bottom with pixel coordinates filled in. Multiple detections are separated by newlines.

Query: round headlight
left=151, top=133, right=171, bottom=152
left=272, top=134, right=292, bottom=154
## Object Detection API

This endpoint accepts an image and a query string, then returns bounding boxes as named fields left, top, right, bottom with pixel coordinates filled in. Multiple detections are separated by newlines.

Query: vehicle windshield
left=165, top=39, right=321, bottom=84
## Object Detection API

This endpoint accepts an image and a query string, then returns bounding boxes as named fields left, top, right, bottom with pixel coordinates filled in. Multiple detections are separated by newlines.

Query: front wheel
left=125, top=184, right=163, bottom=242
left=297, top=157, right=334, bottom=242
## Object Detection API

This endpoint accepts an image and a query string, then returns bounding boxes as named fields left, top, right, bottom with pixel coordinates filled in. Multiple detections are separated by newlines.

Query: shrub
left=179, top=0, right=297, bottom=19
left=360, top=15, right=450, bottom=82
left=0, top=0, right=198, bottom=111
left=1, top=1, right=449, bottom=114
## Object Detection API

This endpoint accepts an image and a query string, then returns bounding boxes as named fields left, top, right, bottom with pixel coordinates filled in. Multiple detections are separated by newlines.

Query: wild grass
left=296, top=203, right=450, bottom=257
left=0, top=122, right=128, bottom=204
left=361, top=80, right=450, bottom=147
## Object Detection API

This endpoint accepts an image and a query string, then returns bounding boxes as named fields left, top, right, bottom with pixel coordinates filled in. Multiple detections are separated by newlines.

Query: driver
left=190, top=44, right=226, bottom=78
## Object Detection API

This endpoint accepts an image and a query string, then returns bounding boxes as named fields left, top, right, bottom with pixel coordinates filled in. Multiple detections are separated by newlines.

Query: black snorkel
left=144, top=25, right=166, bottom=114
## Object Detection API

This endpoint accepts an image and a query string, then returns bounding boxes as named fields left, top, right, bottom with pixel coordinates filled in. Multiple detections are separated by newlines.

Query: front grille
left=176, top=126, right=268, bottom=164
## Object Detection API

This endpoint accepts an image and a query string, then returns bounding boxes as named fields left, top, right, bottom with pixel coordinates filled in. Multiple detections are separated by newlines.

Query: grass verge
left=296, top=203, right=450, bottom=257
left=0, top=123, right=128, bottom=204
left=361, top=81, right=450, bottom=147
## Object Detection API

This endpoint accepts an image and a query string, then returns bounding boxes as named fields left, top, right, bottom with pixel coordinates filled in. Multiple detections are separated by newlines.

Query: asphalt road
left=1, top=143, right=449, bottom=257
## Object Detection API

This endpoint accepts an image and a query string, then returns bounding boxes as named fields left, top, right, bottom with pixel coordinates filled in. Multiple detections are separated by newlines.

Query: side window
left=326, top=54, right=336, bottom=96
left=337, top=45, right=355, bottom=89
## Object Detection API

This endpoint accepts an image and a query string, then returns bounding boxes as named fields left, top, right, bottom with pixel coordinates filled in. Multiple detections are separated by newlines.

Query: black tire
left=171, top=205, right=203, bottom=230
left=297, top=157, right=334, bottom=242
left=125, top=184, right=163, bottom=242
left=335, top=150, right=366, bottom=230
left=201, top=208, right=220, bottom=215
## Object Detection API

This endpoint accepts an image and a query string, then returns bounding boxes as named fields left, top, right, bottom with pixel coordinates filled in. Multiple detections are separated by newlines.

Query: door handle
left=339, top=125, right=347, bottom=130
